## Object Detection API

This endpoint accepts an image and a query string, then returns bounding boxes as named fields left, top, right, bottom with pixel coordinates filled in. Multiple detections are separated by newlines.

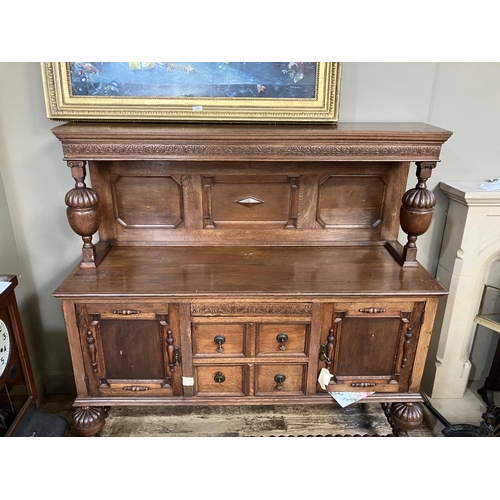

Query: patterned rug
left=39, top=396, right=435, bottom=437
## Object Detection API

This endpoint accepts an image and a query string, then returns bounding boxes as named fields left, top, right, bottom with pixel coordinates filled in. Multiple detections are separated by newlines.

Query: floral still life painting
left=41, top=62, right=340, bottom=123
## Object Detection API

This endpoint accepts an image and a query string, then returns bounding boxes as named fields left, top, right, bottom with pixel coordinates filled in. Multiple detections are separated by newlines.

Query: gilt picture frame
left=41, top=62, right=340, bottom=123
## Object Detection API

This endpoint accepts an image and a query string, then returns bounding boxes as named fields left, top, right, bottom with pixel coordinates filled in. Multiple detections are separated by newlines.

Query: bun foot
left=72, top=406, right=109, bottom=437
left=382, top=402, right=423, bottom=437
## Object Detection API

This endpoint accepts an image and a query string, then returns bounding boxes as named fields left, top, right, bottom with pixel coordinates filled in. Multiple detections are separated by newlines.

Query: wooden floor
left=39, top=395, right=436, bottom=437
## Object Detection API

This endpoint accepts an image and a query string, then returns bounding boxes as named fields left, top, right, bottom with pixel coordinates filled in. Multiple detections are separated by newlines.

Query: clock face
left=0, top=319, right=10, bottom=378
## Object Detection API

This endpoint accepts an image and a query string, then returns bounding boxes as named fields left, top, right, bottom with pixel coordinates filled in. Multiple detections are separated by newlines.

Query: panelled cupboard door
left=75, top=303, right=182, bottom=397
left=319, top=301, right=426, bottom=393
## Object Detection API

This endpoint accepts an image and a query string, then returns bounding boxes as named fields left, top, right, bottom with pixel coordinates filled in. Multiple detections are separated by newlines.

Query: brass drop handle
left=274, top=373, right=286, bottom=391
left=214, top=335, right=226, bottom=353
left=214, top=371, right=225, bottom=383
left=276, top=333, right=288, bottom=351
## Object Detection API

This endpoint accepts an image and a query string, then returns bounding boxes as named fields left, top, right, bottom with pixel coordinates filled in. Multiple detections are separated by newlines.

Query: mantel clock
left=0, top=275, right=37, bottom=437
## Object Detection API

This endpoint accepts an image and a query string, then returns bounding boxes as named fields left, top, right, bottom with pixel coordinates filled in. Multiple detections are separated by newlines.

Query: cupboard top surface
left=52, top=121, right=452, bottom=138
left=53, top=245, right=446, bottom=298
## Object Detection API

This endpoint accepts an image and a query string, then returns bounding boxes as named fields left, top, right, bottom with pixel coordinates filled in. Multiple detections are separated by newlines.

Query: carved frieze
left=190, top=303, right=312, bottom=316
left=63, top=143, right=443, bottom=161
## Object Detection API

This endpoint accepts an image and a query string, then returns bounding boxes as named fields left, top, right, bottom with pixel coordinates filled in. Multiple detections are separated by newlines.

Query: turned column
left=65, top=160, right=101, bottom=268
left=400, top=161, right=437, bottom=267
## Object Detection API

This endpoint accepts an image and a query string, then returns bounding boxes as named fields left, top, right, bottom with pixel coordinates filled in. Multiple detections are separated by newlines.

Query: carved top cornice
left=52, top=122, right=452, bottom=162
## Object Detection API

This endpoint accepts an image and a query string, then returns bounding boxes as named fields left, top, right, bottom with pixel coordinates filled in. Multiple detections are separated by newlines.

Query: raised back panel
left=112, top=174, right=183, bottom=229
left=90, top=160, right=408, bottom=245
left=317, top=175, right=387, bottom=228
left=203, top=175, right=299, bottom=229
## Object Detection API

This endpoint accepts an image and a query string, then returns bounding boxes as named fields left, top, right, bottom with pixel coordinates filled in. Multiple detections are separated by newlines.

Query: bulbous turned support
left=65, top=161, right=101, bottom=268
left=72, top=406, right=109, bottom=437
left=382, top=402, right=424, bottom=436
left=400, top=161, right=437, bottom=266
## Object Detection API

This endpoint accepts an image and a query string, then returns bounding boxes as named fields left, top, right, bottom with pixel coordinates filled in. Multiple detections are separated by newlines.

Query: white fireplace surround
left=423, top=181, right=500, bottom=399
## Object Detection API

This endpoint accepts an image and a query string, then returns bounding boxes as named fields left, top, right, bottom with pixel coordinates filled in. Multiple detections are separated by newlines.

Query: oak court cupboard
left=50, top=121, right=452, bottom=436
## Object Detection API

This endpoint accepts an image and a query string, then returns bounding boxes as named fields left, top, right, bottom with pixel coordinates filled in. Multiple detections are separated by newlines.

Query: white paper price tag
left=318, top=368, right=332, bottom=390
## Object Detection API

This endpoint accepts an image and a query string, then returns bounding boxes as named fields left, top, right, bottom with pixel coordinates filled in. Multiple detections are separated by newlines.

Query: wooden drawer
left=335, top=301, right=414, bottom=317
left=326, top=377, right=400, bottom=393
left=255, top=364, right=306, bottom=395
left=80, top=302, right=168, bottom=320
left=195, top=365, right=245, bottom=396
left=192, top=323, right=245, bottom=357
left=96, top=380, right=175, bottom=397
left=256, top=323, right=308, bottom=356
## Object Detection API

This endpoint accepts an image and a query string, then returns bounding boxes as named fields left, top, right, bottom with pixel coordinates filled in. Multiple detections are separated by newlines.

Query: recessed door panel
left=99, top=319, right=164, bottom=380
left=335, top=317, right=401, bottom=376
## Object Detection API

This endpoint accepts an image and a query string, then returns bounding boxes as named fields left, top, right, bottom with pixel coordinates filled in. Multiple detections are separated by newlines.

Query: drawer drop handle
left=359, top=308, right=386, bottom=314
left=123, top=386, right=149, bottom=391
left=274, top=373, right=286, bottom=391
left=113, top=309, right=141, bottom=315
left=214, top=371, right=226, bottom=383
left=214, top=335, right=226, bottom=353
left=276, top=333, right=288, bottom=351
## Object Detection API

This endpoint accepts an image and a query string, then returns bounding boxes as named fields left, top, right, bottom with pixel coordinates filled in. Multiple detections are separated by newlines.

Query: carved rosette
left=400, top=161, right=437, bottom=265
left=388, top=402, right=423, bottom=436
left=72, top=406, right=108, bottom=437
left=65, top=161, right=101, bottom=267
